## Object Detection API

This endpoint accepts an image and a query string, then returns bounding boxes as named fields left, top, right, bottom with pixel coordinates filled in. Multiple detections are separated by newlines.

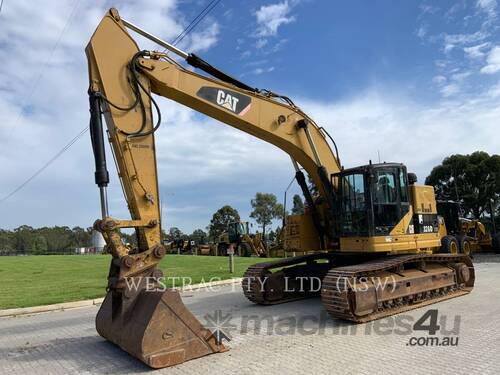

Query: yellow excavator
left=86, top=8, right=475, bottom=369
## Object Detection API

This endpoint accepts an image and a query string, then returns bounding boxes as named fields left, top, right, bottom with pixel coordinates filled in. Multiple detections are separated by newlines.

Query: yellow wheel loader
left=216, top=221, right=267, bottom=257
left=85, top=8, right=475, bottom=369
left=437, top=200, right=500, bottom=254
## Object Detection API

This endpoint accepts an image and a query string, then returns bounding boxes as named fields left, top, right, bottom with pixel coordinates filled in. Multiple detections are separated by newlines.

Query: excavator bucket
left=96, top=287, right=226, bottom=368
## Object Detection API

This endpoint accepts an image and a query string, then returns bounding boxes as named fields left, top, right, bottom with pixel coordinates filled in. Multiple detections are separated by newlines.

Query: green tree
left=291, top=194, right=305, bottom=215
left=13, top=225, right=35, bottom=252
left=250, top=193, right=284, bottom=240
left=0, top=230, right=14, bottom=251
left=120, top=231, right=138, bottom=247
left=307, top=175, right=319, bottom=197
left=0, top=226, right=112, bottom=254
left=426, top=152, right=500, bottom=218
left=70, top=226, right=92, bottom=247
left=190, top=229, right=207, bottom=244
left=168, top=227, right=183, bottom=240
left=208, top=205, right=240, bottom=241
left=31, top=235, right=48, bottom=255
left=160, top=228, right=169, bottom=244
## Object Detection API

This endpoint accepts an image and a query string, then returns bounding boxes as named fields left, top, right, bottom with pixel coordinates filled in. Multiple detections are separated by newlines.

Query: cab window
left=399, top=169, right=408, bottom=202
left=238, top=223, right=248, bottom=235
left=341, top=173, right=368, bottom=235
left=373, top=170, right=399, bottom=234
left=374, top=172, right=396, bottom=204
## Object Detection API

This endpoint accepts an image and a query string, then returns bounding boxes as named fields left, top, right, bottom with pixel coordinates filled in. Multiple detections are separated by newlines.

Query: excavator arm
left=85, top=8, right=341, bottom=368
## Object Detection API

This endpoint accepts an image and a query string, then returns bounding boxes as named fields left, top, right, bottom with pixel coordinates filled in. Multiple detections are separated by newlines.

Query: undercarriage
left=242, top=253, right=474, bottom=322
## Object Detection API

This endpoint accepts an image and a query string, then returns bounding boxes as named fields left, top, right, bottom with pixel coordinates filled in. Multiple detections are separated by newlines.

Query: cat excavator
left=86, top=8, right=475, bottom=369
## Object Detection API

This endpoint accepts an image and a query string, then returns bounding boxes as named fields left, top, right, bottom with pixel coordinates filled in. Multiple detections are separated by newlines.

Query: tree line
left=2, top=151, right=497, bottom=255
left=0, top=225, right=94, bottom=255
left=426, top=151, right=500, bottom=222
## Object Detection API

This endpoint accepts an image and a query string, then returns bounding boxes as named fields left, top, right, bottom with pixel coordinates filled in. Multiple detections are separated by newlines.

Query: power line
left=0, top=0, right=82, bottom=204
left=1, top=0, right=220, bottom=203
left=176, top=0, right=221, bottom=45
left=171, top=0, right=218, bottom=44
left=0, top=126, right=89, bottom=203
left=4, top=0, right=80, bottom=143
left=174, top=0, right=222, bottom=46
left=162, top=0, right=222, bottom=52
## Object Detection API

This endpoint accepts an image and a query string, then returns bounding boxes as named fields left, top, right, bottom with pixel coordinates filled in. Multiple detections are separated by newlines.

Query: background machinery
left=215, top=221, right=267, bottom=257
left=86, top=8, right=475, bottom=369
left=437, top=200, right=500, bottom=254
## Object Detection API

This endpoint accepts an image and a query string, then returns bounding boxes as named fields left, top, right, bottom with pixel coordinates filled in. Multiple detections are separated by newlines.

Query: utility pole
left=228, top=243, right=235, bottom=273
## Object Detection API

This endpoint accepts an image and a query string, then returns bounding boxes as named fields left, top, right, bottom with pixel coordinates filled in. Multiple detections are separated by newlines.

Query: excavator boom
left=86, top=7, right=340, bottom=368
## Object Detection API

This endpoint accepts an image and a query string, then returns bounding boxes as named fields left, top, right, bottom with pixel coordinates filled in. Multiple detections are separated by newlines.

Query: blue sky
left=201, top=1, right=499, bottom=101
left=0, top=0, right=499, bottom=234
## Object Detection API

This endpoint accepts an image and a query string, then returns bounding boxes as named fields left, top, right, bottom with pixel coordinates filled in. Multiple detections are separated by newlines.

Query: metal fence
left=0, top=248, right=103, bottom=256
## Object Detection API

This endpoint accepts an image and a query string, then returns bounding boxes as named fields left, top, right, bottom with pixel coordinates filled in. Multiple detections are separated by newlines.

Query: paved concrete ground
left=1, top=258, right=499, bottom=375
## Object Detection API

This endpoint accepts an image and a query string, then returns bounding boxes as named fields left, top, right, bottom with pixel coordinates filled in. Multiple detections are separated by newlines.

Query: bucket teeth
left=96, top=287, right=226, bottom=368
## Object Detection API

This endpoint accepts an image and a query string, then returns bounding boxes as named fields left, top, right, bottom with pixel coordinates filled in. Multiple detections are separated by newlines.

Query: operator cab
left=333, top=163, right=410, bottom=237
left=227, top=221, right=249, bottom=243
left=436, top=200, right=461, bottom=235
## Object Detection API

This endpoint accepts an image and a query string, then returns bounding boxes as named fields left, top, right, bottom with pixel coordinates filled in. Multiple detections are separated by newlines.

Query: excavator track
left=242, top=252, right=382, bottom=305
left=321, top=253, right=475, bottom=323
left=242, top=253, right=334, bottom=305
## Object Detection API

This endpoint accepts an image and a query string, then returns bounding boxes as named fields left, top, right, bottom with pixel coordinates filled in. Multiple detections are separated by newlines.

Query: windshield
left=340, top=173, right=368, bottom=235
left=238, top=223, right=248, bottom=235
left=228, top=222, right=247, bottom=238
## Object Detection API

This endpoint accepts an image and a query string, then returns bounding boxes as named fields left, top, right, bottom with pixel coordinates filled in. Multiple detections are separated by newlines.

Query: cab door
left=371, top=166, right=409, bottom=235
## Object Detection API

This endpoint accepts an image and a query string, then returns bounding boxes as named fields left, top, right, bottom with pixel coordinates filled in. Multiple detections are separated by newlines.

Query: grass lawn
left=0, top=255, right=274, bottom=309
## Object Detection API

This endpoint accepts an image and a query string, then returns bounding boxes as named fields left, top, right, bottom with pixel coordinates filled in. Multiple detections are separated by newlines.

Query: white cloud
left=487, top=81, right=500, bottom=97
left=451, top=71, right=471, bottom=81
left=255, top=38, right=268, bottom=49
left=240, top=50, right=251, bottom=59
left=476, top=0, right=497, bottom=18
left=464, top=42, right=491, bottom=59
left=440, top=83, right=461, bottom=97
left=443, top=31, right=489, bottom=46
left=255, top=1, right=296, bottom=37
left=420, top=4, right=439, bottom=15
left=435, top=60, right=447, bottom=68
left=415, top=24, right=428, bottom=39
left=481, top=45, right=500, bottom=73
left=0, top=0, right=223, bottom=231
left=185, top=22, right=219, bottom=53
left=444, top=43, right=455, bottom=53
left=444, top=3, right=463, bottom=21
left=252, top=66, right=275, bottom=75
left=428, top=6, right=498, bottom=96
left=244, top=59, right=269, bottom=67
left=271, top=38, right=289, bottom=53
left=299, top=88, right=500, bottom=182
left=432, top=75, right=447, bottom=85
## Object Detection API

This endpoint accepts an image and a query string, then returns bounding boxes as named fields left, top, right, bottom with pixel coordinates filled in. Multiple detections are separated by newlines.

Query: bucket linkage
left=95, top=218, right=226, bottom=369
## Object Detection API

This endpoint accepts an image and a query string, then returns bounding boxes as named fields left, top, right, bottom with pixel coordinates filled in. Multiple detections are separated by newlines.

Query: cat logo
left=216, top=90, right=239, bottom=112
left=196, top=86, right=252, bottom=116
